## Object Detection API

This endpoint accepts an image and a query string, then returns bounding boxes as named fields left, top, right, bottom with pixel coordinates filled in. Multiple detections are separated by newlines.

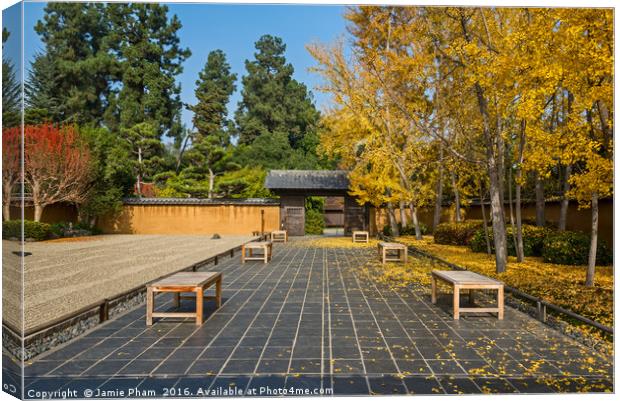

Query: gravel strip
left=2, top=234, right=254, bottom=332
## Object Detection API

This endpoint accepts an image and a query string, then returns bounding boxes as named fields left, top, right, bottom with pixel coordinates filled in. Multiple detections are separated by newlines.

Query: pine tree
left=25, top=53, right=62, bottom=124
left=189, top=50, right=236, bottom=140
left=235, top=35, right=320, bottom=154
left=122, top=122, right=164, bottom=197
left=32, top=2, right=115, bottom=124
left=2, top=28, right=21, bottom=128
left=107, top=3, right=191, bottom=140
left=181, top=50, right=237, bottom=197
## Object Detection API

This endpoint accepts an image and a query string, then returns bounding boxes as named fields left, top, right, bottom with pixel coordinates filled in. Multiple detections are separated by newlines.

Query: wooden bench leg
left=196, top=287, right=204, bottom=325
left=146, top=287, right=154, bottom=326
left=216, top=278, right=222, bottom=308
left=402, top=249, right=408, bottom=263
left=173, top=292, right=180, bottom=308
left=431, top=276, right=437, bottom=304
left=453, top=285, right=460, bottom=320
left=498, top=286, right=504, bottom=320
left=241, top=245, right=246, bottom=264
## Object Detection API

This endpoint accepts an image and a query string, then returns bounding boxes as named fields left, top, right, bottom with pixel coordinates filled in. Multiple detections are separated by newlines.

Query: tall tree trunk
left=175, top=132, right=192, bottom=174
left=433, top=144, right=444, bottom=231
left=559, top=164, right=572, bottom=231
left=488, top=156, right=508, bottom=273
left=409, top=202, right=422, bottom=240
left=450, top=171, right=462, bottom=222
left=136, top=146, right=143, bottom=198
left=507, top=160, right=517, bottom=258
left=386, top=201, right=399, bottom=237
left=208, top=168, right=215, bottom=199
left=585, top=192, right=599, bottom=287
left=535, top=172, right=545, bottom=226
left=399, top=200, right=408, bottom=227
left=474, top=83, right=507, bottom=272
left=514, top=121, right=526, bottom=262
left=479, top=183, right=492, bottom=256
left=3, top=202, right=10, bottom=222
left=34, top=204, right=44, bottom=222
left=461, top=13, right=507, bottom=272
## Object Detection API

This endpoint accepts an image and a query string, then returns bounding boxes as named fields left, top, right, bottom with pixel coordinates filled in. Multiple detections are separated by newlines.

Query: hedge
left=433, top=220, right=483, bottom=245
left=542, top=231, right=613, bottom=266
left=384, top=222, right=429, bottom=237
left=305, top=209, right=325, bottom=235
left=470, top=224, right=550, bottom=257
left=2, top=220, right=52, bottom=241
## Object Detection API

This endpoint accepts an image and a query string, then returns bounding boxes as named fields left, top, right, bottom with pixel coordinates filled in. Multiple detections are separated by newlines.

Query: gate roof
left=265, top=170, right=350, bottom=193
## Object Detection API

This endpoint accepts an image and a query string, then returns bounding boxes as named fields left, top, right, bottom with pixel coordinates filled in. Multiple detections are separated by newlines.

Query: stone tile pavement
left=2, top=240, right=613, bottom=397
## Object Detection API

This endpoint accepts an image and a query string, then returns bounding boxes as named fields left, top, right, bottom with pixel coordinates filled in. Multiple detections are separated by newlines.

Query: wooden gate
left=284, top=206, right=305, bottom=236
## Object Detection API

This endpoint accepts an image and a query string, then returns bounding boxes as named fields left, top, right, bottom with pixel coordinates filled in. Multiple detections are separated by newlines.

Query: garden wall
left=372, top=198, right=613, bottom=245
left=97, top=199, right=281, bottom=235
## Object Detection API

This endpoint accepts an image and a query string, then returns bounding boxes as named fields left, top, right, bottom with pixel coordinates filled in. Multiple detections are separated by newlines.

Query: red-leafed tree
left=2, top=127, right=21, bottom=221
left=24, top=124, right=92, bottom=221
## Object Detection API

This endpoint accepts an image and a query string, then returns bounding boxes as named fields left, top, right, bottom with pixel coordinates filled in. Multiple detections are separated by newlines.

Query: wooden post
left=216, top=278, right=222, bottom=308
left=99, top=300, right=109, bottom=323
left=261, top=209, right=265, bottom=235
left=196, top=287, right=204, bottom=325
left=146, top=287, right=154, bottom=326
left=431, top=276, right=437, bottom=304
left=453, top=285, right=460, bottom=320
left=173, top=293, right=180, bottom=308
left=497, top=286, right=504, bottom=320
left=241, top=245, right=246, bottom=264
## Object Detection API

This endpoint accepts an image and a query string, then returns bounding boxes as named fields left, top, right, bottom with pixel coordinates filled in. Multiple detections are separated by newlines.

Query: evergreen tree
left=122, top=122, right=164, bottom=197
left=189, top=50, right=236, bottom=140
left=2, top=28, right=21, bottom=128
left=78, top=126, right=134, bottom=224
left=184, top=50, right=237, bottom=197
left=107, top=3, right=191, bottom=140
left=25, top=53, right=62, bottom=124
left=33, top=2, right=115, bottom=124
left=234, top=35, right=320, bottom=155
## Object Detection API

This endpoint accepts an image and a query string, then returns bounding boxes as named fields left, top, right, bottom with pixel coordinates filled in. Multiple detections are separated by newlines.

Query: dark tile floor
left=3, top=240, right=614, bottom=397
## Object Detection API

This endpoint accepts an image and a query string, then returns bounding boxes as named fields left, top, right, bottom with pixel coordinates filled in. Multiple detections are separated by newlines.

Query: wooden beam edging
left=379, top=234, right=613, bottom=335
left=4, top=235, right=266, bottom=341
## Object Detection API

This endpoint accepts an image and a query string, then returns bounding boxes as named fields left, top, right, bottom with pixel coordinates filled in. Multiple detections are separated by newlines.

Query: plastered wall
left=97, top=204, right=281, bottom=235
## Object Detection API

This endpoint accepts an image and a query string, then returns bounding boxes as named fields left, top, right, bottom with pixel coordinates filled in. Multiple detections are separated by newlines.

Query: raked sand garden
left=2, top=234, right=256, bottom=332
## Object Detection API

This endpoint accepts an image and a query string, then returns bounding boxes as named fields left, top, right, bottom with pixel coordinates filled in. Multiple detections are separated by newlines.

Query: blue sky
left=5, top=1, right=349, bottom=130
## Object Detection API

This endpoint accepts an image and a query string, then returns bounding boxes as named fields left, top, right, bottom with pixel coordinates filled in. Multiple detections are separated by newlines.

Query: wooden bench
left=271, top=230, right=288, bottom=243
left=146, top=271, right=222, bottom=326
left=378, top=242, right=408, bottom=263
left=431, top=270, right=504, bottom=320
left=352, top=231, right=369, bottom=243
left=241, top=241, right=273, bottom=263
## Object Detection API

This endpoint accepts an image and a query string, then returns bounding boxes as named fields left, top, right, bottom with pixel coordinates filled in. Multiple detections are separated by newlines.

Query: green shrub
left=382, top=224, right=393, bottom=237
left=470, top=224, right=550, bottom=257
left=50, top=221, right=100, bottom=238
left=305, top=209, right=325, bottom=235
left=434, top=220, right=483, bottom=245
left=399, top=222, right=429, bottom=236
left=2, top=220, right=20, bottom=239
left=2, top=220, right=52, bottom=241
left=542, top=231, right=613, bottom=266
